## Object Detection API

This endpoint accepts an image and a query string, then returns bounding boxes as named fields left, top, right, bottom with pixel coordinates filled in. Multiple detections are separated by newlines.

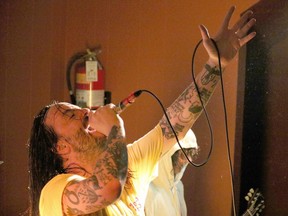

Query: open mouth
left=82, top=114, right=89, bottom=129
left=83, top=113, right=95, bottom=132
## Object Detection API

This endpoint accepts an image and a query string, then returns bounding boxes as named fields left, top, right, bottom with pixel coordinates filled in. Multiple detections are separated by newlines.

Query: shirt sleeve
left=127, top=124, right=163, bottom=184
left=39, top=174, right=85, bottom=216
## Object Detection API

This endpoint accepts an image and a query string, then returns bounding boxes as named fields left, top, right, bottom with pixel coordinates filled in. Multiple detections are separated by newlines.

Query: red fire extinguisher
left=66, top=48, right=110, bottom=109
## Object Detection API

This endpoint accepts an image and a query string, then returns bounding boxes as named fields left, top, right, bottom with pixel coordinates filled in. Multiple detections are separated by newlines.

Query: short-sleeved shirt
left=39, top=124, right=163, bottom=216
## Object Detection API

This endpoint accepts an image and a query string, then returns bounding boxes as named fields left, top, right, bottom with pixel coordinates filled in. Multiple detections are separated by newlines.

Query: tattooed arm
left=160, top=6, right=256, bottom=153
left=62, top=106, right=128, bottom=215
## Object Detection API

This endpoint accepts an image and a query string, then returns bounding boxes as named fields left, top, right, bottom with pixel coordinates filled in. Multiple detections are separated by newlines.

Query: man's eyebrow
left=54, top=105, right=71, bottom=115
left=62, top=109, right=76, bottom=117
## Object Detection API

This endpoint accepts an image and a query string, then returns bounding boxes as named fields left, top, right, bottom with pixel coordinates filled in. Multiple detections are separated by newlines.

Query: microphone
left=114, top=90, right=143, bottom=114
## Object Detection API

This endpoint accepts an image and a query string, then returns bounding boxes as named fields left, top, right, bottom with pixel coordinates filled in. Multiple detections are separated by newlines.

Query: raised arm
left=160, top=6, right=256, bottom=153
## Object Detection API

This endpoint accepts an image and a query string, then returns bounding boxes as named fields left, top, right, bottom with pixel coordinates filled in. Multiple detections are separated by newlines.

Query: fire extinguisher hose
left=66, top=51, right=87, bottom=105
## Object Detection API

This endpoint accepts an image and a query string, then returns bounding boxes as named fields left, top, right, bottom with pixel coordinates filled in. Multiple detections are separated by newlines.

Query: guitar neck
left=242, top=208, right=256, bottom=216
left=241, top=188, right=265, bottom=216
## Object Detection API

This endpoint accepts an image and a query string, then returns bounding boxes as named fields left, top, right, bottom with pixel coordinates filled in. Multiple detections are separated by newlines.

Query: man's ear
left=56, top=139, right=71, bottom=155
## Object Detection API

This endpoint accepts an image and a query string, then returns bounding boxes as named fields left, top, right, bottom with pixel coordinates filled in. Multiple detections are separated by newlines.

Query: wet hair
left=28, top=104, right=64, bottom=216
left=27, top=102, right=133, bottom=215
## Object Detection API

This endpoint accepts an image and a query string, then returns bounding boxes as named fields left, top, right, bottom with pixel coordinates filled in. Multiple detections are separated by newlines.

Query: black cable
left=137, top=87, right=209, bottom=168
left=190, top=38, right=237, bottom=215
left=190, top=39, right=214, bottom=167
left=209, top=39, right=237, bottom=216
left=117, top=37, right=237, bottom=214
left=139, top=89, right=197, bottom=164
left=138, top=38, right=237, bottom=215
left=148, top=37, right=236, bottom=215
left=133, top=40, right=216, bottom=168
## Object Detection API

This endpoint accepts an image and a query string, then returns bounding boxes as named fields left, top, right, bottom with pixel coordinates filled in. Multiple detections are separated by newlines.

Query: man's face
left=172, top=148, right=197, bottom=176
left=44, top=102, right=106, bottom=155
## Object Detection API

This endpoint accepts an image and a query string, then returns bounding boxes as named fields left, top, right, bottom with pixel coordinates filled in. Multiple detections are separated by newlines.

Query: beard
left=66, top=128, right=107, bottom=162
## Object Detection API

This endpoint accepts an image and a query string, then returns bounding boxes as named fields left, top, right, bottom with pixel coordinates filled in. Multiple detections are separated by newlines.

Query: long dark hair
left=27, top=103, right=134, bottom=216
left=28, top=105, right=64, bottom=216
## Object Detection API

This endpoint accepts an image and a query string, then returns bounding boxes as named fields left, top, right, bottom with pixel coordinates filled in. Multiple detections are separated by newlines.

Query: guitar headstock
left=242, top=188, right=265, bottom=216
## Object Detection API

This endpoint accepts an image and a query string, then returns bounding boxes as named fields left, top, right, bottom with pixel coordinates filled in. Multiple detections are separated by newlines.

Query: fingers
left=234, top=13, right=256, bottom=46
left=236, top=17, right=256, bottom=39
left=105, top=103, right=118, bottom=114
left=231, top=11, right=256, bottom=38
left=239, top=31, right=256, bottom=47
left=229, top=7, right=256, bottom=47
left=199, top=24, right=210, bottom=41
left=232, top=10, right=254, bottom=33
left=88, top=104, right=120, bottom=133
left=220, top=6, right=236, bottom=30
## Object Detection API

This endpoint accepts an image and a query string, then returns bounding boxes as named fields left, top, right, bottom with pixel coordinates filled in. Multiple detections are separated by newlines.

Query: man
left=28, top=6, right=256, bottom=216
left=145, top=129, right=199, bottom=216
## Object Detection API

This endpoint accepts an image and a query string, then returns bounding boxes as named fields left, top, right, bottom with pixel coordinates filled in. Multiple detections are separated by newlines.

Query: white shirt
left=144, top=130, right=198, bottom=216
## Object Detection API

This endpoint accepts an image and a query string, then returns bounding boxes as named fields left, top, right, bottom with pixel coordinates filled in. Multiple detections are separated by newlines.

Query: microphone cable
left=191, top=38, right=237, bottom=216
left=127, top=37, right=236, bottom=215
left=132, top=40, right=218, bottom=169
left=139, top=38, right=237, bottom=215
left=139, top=40, right=219, bottom=169
left=136, top=88, right=211, bottom=168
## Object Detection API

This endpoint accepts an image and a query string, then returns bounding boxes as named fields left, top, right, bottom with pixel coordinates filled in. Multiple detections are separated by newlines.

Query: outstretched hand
left=199, top=6, right=256, bottom=67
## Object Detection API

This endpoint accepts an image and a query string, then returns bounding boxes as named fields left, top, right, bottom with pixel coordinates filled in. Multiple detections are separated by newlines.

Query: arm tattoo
left=160, top=119, right=185, bottom=140
left=64, top=125, right=128, bottom=213
left=65, top=176, right=104, bottom=214
left=160, top=64, right=220, bottom=140
left=95, top=125, right=128, bottom=180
